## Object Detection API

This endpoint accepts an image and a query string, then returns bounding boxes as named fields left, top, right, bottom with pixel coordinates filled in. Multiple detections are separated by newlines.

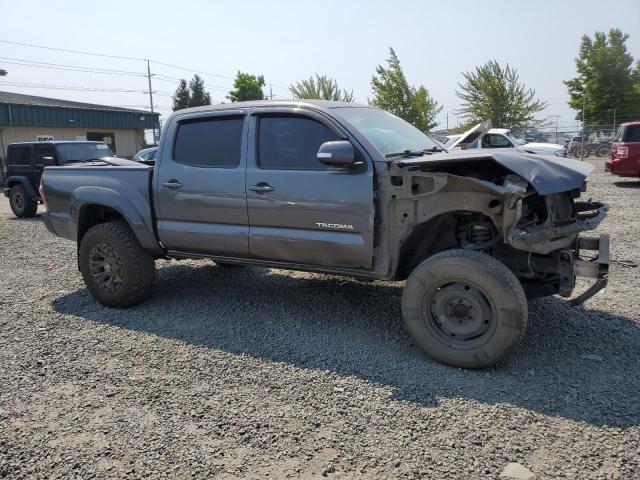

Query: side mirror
left=43, top=156, right=56, bottom=166
left=317, top=140, right=359, bottom=167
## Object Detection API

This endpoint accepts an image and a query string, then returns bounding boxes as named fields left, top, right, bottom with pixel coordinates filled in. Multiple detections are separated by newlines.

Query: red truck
left=606, top=121, right=640, bottom=177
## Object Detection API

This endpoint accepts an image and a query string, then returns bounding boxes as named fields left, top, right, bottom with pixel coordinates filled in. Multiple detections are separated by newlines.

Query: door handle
left=249, top=183, right=275, bottom=193
left=162, top=180, right=183, bottom=189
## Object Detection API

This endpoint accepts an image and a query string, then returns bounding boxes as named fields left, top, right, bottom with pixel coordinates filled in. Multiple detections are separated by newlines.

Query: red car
left=606, top=121, right=640, bottom=177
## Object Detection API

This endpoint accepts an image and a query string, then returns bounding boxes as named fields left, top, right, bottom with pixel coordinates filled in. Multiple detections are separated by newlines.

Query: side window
left=34, top=147, right=55, bottom=166
left=174, top=116, right=244, bottom=168
left=258, top=116, right=339, bottom=170
left=8, top=146, right=31, bottom=166
left=623, top=125, right=640, bottom=143
left=484, top=134, right=511, bottom=148
left=466, top=140, right=479, bottom=149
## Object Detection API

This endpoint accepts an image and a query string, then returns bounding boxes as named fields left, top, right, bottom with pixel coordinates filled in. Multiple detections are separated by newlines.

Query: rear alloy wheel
left=79, top=221, right=156, bottom=307
left=402, top=249, right=527, bottom=368
left=9, top=185, right=38, bottom=218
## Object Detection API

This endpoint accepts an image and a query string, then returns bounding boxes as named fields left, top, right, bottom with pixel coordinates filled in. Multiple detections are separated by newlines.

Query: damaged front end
left=387, top=151, right=610, bottom=304
left=500, top=186, right=609, bottom=303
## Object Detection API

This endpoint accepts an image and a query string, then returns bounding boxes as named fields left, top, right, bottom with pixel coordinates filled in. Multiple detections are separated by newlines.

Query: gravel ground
left=1, top=160, right=639, bottom=479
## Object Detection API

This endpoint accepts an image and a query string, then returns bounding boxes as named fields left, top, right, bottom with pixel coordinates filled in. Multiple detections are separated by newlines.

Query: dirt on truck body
left=40, top=100, right=610, bottom=368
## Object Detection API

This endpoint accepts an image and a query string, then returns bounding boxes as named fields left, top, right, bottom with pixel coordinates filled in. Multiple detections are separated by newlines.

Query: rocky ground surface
left=0, top=160, right=639, bottom=479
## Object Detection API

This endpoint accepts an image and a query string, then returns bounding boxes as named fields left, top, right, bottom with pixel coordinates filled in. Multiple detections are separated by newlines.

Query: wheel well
left=77, top=204, right=124, bottom=244
left=396, top=211, right=497, bottom=279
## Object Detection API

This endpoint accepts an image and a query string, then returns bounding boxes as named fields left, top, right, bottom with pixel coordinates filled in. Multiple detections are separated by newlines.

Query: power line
left=0, top=57, right=146, bottom=77
left=0, top=80, right=146, bottom=93
left=0, top=39, right=288, bottom=94
left=0, top=39, right=146, bottom=61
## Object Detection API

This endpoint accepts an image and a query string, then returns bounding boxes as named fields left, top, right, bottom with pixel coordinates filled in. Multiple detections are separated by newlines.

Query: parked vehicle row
left=1, top=141, right=113, bottom=217
left=567, top=136, right=613, bottom=159
left=444, top=123, right=567, bottom=157
left=39, top=101, right=609, bottom=369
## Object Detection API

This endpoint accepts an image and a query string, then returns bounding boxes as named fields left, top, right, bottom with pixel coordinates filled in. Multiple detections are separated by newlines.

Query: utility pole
left=580, top=95, right=585, bottom=159
left=269, top=84, right=273, bottom=100
left=446, top=112, right=449, bottom=133
left=146, top=60, right=156, bottom=144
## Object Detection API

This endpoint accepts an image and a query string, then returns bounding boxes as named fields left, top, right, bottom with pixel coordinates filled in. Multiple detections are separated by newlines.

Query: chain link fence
left=522, top=123, right=622, bottom=159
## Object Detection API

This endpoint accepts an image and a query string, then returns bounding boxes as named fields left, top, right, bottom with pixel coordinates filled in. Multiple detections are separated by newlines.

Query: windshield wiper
left=385, top=150, right=428, bottom=159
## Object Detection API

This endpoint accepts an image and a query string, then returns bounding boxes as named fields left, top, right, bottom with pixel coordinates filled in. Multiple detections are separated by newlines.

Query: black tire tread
left=402, top=249, right=528, bottom=368
left=9, top=185, right=38, bottom=218
left=79, top=221, right=155, bottom=307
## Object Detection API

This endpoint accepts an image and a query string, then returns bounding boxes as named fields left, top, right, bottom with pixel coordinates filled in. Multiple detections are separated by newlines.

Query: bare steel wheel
left=402, top=249, right=527, bottom=368
left=427, top=282, right=496, bottom=349
left=89, top=243, right=124, bottom=293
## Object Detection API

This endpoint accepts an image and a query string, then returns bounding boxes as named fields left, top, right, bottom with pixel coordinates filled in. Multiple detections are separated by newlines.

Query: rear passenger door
left=245, top=109, right=374, bottom=270
left=155, top=110, right=250, bottom=257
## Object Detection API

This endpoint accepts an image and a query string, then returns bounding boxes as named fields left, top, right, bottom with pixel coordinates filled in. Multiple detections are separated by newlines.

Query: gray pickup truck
left=40, top=100, right=609, bottom=368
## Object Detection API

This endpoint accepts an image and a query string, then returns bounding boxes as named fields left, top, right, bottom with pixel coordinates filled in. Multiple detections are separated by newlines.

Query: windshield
left=334, top=107, right=440, bottom=156
left=504, top=131, right=525, bottom=146
left=57, top=143, right=113, bottom=163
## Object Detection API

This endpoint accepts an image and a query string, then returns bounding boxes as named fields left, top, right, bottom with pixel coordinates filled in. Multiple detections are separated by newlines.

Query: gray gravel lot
left=1, top=160, right=639, bottom=479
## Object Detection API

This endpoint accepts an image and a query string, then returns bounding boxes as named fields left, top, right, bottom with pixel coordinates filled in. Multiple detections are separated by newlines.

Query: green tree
left=227, top=72, right=266, bottom=102
left=565, top=28, right=640, bottom=125
left=456, top=60, right=546, bottom=131
left=370, top=48, right=441, bottom=131
left=172, top=79, right=191, bottom=111
left=290, top=74, right=354, bottom=102
left=188, top=74, right=211, bottom=107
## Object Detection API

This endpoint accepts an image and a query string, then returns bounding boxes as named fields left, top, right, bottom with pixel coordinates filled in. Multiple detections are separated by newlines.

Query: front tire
left=79, top=221, right=156, bottom=307
left=402, top=249, right=527, bottom=368
left=9, top=185, right=38, bottom=218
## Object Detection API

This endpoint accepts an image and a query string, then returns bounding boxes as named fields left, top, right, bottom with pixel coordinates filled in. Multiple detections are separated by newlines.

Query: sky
left=1, top=0, right=639, bottom=131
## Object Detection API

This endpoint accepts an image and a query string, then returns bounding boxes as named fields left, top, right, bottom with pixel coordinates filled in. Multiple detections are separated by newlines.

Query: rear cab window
left=56, top=143, right=113, bottom=164
left=174, top=116, right=244, bottom=168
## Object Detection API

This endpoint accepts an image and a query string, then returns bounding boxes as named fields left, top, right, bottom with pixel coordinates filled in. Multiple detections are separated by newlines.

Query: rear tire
left=79, top=221, right=156, bottom=307
left=402, top=249, right=527, bottom=368
left=9, top=185, right=38, bottom=218
left=595, top=145, right=611, bottom=157
left=573, top=145, right=590, bottom=159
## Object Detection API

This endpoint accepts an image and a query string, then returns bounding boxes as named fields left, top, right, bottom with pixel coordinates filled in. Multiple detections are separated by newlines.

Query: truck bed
left=41, top=159, right=157, bottom=250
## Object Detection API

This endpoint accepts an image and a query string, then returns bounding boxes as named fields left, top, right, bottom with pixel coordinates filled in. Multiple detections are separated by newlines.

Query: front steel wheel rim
left=422, top=281, right=497, bottom=349
left=89, top=243, right=123, bottom=293
left=13, top=192, right=24, bottom=210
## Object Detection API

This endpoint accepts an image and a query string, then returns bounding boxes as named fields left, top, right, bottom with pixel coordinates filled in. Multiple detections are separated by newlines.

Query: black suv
left=1, top=141, right=113, bottom=217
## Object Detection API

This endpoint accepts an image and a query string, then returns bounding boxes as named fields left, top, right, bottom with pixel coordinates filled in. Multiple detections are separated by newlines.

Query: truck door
left=245, top=109, right=374, bottom=270
left=154, top=110, right=250, bottom=257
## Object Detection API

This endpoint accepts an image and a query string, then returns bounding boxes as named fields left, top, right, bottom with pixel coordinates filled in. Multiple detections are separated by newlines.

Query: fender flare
left=6, top=176, right=38, bottom=198
left=70, top=186, right=162, bottom=255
